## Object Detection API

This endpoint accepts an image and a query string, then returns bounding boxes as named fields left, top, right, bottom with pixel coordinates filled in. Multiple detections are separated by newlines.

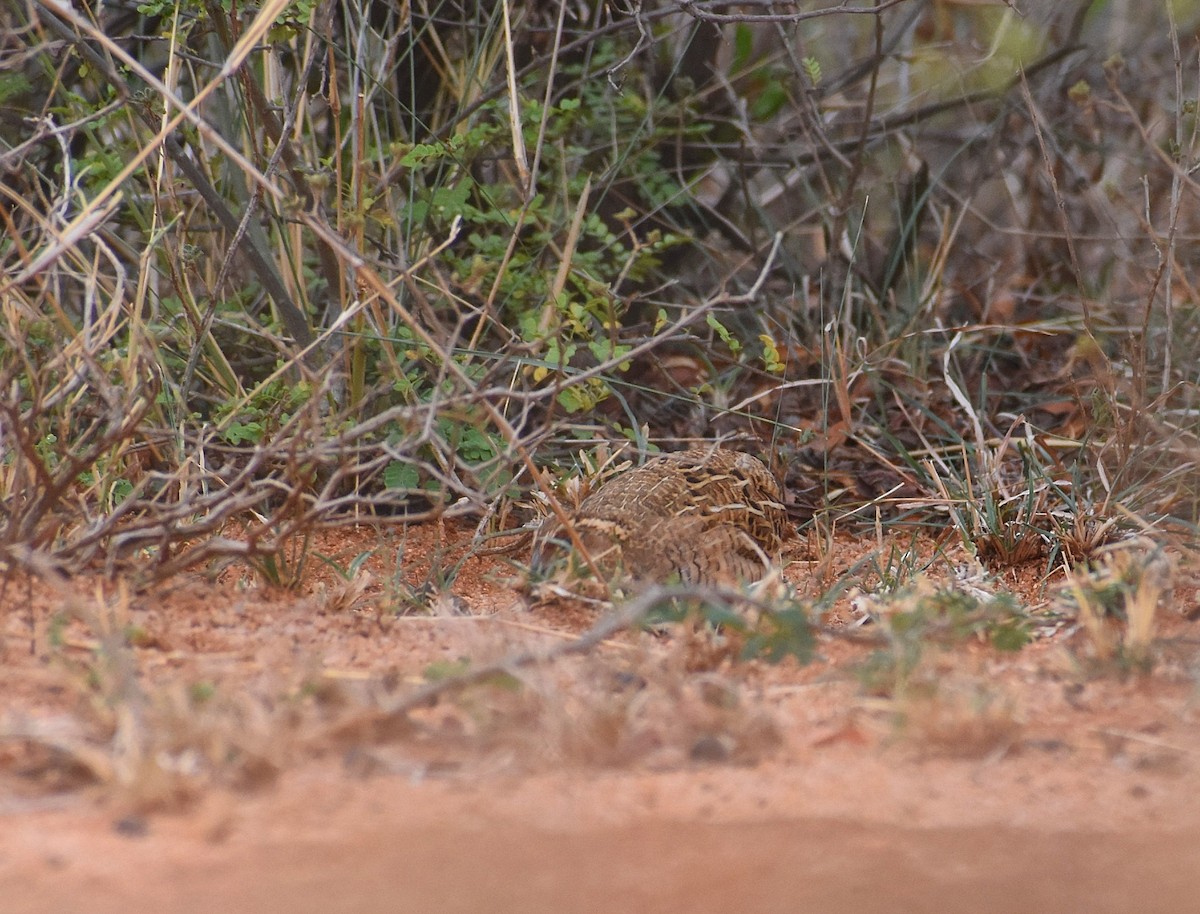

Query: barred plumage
left=531, top=447, right=788, bottom=586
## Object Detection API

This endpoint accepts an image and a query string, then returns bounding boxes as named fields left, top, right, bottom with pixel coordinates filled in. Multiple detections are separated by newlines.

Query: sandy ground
left=3, top=522, right=1199, bottom=912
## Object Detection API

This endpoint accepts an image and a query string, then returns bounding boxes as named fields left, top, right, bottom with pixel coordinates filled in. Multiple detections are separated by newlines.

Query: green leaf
left=732, top=24, right=754, bottom=73
left=751, top=79, right=789, bottom=121
left=399, top=142, right=444, bottom=167
left=802, top=56, right=822, bottom=87
left=707, top=313, right=742, bottom=353
left=990, top=620, right=1031, bottom=652
left=224, top=422, right=264, bottom=445
left=760, top=334, right=785, bottom=374
left=384, top=461, right=420, bottom=490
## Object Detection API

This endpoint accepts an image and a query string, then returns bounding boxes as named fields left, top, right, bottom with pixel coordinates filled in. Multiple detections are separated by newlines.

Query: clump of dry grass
left=1058, top=536, right=1175, bottom=669
left=2, top=583, right=293, bottom=812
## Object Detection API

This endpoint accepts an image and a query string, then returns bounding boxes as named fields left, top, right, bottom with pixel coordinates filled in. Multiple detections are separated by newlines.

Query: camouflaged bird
left=531, top=447, right=788, bottom=587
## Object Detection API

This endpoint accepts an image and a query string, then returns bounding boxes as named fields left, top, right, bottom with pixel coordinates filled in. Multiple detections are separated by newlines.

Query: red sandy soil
left=2, top=521, right=1199, bottom=913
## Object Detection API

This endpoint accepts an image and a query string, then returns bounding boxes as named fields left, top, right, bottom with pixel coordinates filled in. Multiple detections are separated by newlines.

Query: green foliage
left=213, top=379, right=313, bottom=445
left=801, top=56, right=822, bottom=88
left=856, top=578, right=1030, bottom=696
left=759, top=334, right=785, bottom=374
left=731, top=24, right=794, bottom=120
left=645, top=593, right=816, bottom=666
left=742, top=607, right=816, bottom=664
left=378, top=49, right=696, bottom=425
left=399, top=90, right=687, bottom=328
left=135, top=0, right=320, bottom=26
left=0, top=72, right=31, bottom=105
left=437, top=415, right=495, bottom=463
left=384, top=461, right=420, bottom=491
left=885, top=586, right=1029, bottom=651
left=706, top=314, right=742, bottom=354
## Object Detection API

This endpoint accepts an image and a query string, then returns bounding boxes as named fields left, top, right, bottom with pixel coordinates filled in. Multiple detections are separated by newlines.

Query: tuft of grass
left=7, top=586, right=286, bottom=811
left=1058, top=537, right=1175, bottom=671
left=851, top=572, right=1030, bottom=698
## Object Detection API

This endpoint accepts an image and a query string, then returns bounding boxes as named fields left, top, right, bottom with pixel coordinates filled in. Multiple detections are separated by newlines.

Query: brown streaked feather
left=531, top=447, right=788, bottom=586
